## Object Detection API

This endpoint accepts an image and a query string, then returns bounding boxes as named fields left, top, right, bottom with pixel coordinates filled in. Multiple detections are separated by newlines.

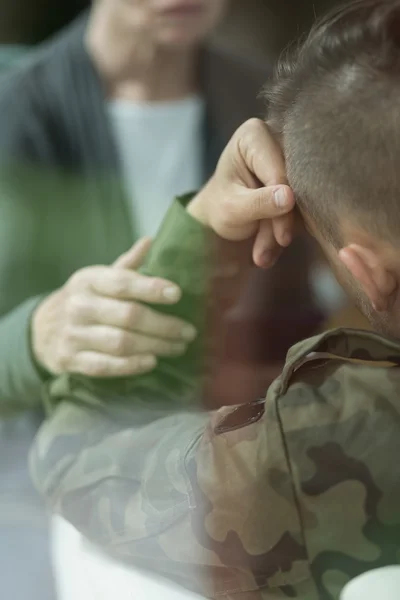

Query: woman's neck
left=111, top=51, right=199, bottom=103
left=85, top=6, right=200, bottom=103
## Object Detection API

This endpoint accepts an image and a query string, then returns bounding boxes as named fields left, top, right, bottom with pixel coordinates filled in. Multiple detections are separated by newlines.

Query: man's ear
left=338, top=244, right=396, bottom=311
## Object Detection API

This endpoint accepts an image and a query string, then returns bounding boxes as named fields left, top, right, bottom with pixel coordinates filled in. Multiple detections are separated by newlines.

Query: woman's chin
left=155, top=25, right=209, bottom=48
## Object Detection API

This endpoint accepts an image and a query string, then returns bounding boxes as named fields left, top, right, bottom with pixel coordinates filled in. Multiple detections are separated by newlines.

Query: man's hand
left=188, top=119, right=295, bottom=268
left=31, top=238, right=197, bottom=378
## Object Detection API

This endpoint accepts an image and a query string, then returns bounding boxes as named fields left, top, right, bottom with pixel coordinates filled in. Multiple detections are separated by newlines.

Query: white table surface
left=52, top=516, right=205, bottom=600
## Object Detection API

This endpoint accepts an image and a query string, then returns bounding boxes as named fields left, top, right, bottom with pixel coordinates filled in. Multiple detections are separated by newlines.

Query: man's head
left=92, top=0, right=228, bottom=48
left=266, top=0, right=400, bottom=337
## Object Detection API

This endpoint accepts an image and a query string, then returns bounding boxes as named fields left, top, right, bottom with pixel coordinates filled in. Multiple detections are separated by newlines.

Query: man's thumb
left=113, top=237, right=152, bottom=270
left=248, top=185, right=294, bottom=220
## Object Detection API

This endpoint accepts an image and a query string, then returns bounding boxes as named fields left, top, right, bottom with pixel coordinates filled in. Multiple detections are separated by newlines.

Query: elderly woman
left=0, top=0, right=269, bottom=399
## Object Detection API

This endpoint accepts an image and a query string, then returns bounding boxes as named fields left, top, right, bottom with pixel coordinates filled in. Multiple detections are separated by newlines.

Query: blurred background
left=0, top=1, right=362, bottom=600
left=0, top=0, right=336, bottom=56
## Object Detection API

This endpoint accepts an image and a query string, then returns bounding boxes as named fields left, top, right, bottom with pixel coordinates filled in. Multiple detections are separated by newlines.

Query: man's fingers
left=236, top=119, right=287, bottom=187
left=113, top=237, right=152, bottom=270
left=225, top=186, right=294, bottom=232
left=272, top=212, right=295, bottom=248
left=252, top=220, right=283, bottom=268
left=73, top=325, right=188, bottom=358
left=252, top=211, right=295, bottom=268
left=248, top=185, right=295, bottom=221
left=69, top=351, right=158, bottom=378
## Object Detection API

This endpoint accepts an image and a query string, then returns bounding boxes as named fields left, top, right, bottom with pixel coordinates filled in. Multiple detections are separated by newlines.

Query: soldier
left=31, top=0, right=400, bottom=598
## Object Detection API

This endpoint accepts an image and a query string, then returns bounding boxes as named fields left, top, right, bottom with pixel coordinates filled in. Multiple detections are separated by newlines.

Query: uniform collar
left=280, top=328, right=400, bottom=395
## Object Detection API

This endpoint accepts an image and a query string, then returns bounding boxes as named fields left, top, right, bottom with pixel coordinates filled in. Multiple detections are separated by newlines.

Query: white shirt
left=52, top=96, right=206, bottom=600
left=108, top=95, right=205, bottom=237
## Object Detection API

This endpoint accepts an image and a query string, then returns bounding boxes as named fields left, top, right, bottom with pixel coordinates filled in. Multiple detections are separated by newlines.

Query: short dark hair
left=265, top=0, right=400, bottom=248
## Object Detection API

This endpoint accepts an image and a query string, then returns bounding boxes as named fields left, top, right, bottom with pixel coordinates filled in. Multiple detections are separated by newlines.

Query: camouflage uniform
left=30, top=198, right=400, bottom=599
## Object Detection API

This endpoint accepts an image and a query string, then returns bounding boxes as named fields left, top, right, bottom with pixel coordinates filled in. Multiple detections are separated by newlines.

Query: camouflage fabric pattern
left=30, top=327, right=400, bottom=600
left=29, top=198, right=400, bottom=599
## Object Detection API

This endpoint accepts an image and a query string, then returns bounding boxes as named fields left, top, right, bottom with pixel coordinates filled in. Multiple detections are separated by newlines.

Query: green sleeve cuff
left=131, top=194, right=212, bottom=400
left=0, top=296, right=50, bottom=415
left=139, top=194, right=211, bottom=298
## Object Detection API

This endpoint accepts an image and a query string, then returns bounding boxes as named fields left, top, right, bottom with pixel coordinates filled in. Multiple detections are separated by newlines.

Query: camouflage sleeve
left=30, top=374, right=311, bottom=597
left=30, top=384, right=210, bottom=583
